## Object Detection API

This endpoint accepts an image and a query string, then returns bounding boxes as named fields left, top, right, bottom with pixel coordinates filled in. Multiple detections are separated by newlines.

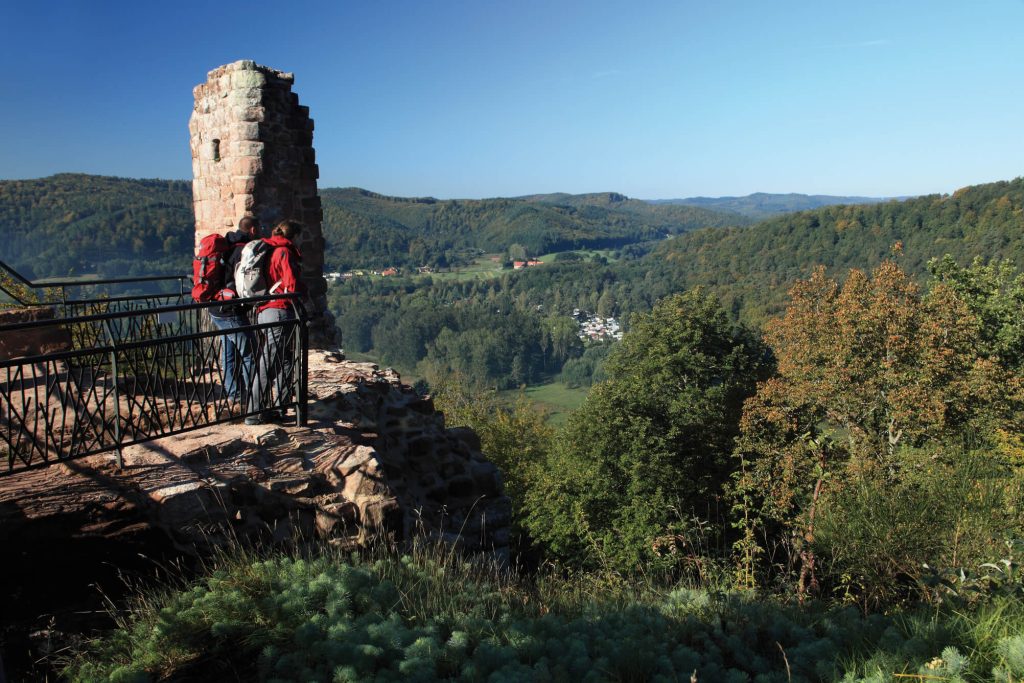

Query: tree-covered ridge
left=511, top=177, right=1023, bottom=325
left=515, top=190, right=751, bottom=226
left=639, top=177, right=1024, bottom=322
left=327, top=177, right=1024, bottom=391
left=0, top=175, right=748, bottom=278
left=0, top=173, right=194, bottom=278
left=320, top=187, right=748, bottom=270
left=650, top=191, right=896, bottom=220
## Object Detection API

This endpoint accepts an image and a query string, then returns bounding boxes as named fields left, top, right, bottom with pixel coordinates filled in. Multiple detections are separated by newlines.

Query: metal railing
left=0, top=258, right=190, bottom=318
left=0, top=295, right=309, bottom=475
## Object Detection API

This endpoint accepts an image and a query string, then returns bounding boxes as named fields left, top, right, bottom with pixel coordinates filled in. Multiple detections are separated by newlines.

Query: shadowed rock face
left=0, top=352, right=509, bottom=561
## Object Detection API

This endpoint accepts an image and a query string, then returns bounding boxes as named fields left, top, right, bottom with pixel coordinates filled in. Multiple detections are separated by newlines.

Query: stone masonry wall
left=189, top=60, right=331, bottom=336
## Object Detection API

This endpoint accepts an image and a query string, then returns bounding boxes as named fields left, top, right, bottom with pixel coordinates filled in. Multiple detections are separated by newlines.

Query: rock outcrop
left=0, top=353, right=510, bottom=560
left=0, top=307, right=72, bottom=360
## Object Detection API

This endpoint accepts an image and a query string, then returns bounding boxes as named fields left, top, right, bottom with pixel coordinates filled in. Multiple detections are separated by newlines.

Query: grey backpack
left=234, top=240, right=272, bottom=298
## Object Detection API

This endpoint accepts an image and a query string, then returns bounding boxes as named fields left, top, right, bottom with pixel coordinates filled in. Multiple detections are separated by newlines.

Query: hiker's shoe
left=244, top=414, right=262, bottom=425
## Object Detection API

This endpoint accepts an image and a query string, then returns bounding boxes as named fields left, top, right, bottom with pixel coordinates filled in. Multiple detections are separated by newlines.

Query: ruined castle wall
left=189, top=60, right=327, bottom=304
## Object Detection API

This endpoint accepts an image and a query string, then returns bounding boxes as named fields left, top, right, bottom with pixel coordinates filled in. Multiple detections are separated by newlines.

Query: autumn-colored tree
left=733, top=260, right=1018, bottom=599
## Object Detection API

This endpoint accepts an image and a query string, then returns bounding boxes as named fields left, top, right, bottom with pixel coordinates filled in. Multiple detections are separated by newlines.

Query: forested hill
left=0, top=174, right=194, bottom=278
left=649, top=191, right=893, bottom=219
left=665, top=177, right=1021, bottom=281
left=320, top=188, right=748, bottom=270
left=514, top=190, right=750, bottom=226
left=0, top=175, right=748, bottom=278
left=474, top=178, right=1023, bottom=328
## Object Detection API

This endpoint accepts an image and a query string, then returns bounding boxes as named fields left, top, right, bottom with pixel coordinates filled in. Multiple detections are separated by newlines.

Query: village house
left=572, top=309, right=623, bottom=341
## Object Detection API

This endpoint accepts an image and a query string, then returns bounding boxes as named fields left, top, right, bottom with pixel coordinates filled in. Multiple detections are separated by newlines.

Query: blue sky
left=1, top=0, right=1021, bottom=199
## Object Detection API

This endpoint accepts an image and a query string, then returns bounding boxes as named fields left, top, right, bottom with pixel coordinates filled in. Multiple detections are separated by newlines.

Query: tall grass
left=62, top=536, right=1024, bottom=682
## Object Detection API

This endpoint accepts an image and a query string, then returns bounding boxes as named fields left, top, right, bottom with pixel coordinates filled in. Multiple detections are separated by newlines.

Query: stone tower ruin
left=189, top=60, right=332, bottom=339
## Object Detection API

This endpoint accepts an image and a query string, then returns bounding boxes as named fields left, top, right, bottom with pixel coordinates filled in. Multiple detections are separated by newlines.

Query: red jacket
left=258, top=235, right=303, bottom=313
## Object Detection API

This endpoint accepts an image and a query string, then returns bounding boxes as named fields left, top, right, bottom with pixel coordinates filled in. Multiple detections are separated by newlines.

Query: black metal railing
left=0, top=258, right=190, bottom=319
left=0, top=295, right=309, bottom=475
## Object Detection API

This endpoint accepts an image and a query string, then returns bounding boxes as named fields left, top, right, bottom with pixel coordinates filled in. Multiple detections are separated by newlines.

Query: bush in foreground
left=65, top=547, right=1024, bottom=682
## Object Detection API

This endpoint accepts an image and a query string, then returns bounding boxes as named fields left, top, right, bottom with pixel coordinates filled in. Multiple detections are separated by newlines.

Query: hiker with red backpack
left=244, top=219, right=304, bottom=425
left=192, top=216, right=258, bottom=404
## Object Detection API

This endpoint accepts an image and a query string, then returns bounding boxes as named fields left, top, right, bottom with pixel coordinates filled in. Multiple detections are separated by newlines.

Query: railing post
left=295, top=311, right=308, bottom=427
left=108, top=346, right=123, bottom=469
left=103, top=320, right=124, bottom=469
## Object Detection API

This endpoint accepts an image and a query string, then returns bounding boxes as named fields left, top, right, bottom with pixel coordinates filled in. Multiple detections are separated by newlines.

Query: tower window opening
left=212, top=139, right=221, bottom=162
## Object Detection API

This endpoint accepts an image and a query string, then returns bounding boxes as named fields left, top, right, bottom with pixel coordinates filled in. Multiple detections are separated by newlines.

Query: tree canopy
left=525, top=290, right=770, bottom=571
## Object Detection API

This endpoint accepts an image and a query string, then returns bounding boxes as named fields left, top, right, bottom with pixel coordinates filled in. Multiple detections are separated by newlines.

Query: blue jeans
left=209, top=312, right=254, bottom=401
left=248, top=307, right=295, bottom=415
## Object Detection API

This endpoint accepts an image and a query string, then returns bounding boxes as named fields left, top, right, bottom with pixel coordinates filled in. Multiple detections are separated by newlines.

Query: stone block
left=232, top=69, right=267, bottom=89
left=150, top=481, right=223, bottom=528
left=362, top=497, right=402, bottom=535
left=238, top=106, right=265, bottom=122
left=233, top=156, right=262, bottom=176
left=268, top=476, right=322, bottom=497
left=228, top=92, right=261, bottom=109
left=230, top=140, right=264, bottom=158
left=231, top=121, right=260, bottom=141
left=342, top=457, right=389, bottom=499
left=233, top=194, right=255, bottom=215
left=315, top=500, right=359, bottom=538
left=231, top=176, right=257, bottom=195
left=448, top=427, right=481, bottom=452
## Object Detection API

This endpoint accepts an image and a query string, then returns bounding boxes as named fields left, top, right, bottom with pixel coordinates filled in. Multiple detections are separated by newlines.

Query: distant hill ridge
left=647, top=192, right=905, bottom=219
left=320, top=186, right=750, bottom=270
left=0, top=175, right=747, bottom=277
left=481, top=177, right=1024, bottom=330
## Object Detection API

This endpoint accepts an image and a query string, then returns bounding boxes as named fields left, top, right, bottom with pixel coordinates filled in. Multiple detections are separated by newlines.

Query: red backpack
left=191, top=233, right=232, bottom=302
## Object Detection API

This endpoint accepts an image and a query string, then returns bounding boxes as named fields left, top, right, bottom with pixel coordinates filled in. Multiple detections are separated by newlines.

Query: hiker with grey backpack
left=235, top=219, right=305, bottom=425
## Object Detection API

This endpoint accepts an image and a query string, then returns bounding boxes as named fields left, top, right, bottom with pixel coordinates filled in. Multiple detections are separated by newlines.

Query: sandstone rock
left=1, top=357, right=511, bottom=565
left=0, top=308, right=73, bottom=360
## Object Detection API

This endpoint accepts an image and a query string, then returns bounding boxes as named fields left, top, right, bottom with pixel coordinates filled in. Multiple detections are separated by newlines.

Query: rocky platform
left=0, top=352, right=510, bottom=677
left=0, top=351, right=510, bottom=558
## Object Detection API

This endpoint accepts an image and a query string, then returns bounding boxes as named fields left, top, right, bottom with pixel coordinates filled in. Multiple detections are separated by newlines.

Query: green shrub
left=814, top=447, right=1023, bottom=609
left=64, top=544, right=1024, bottom=682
